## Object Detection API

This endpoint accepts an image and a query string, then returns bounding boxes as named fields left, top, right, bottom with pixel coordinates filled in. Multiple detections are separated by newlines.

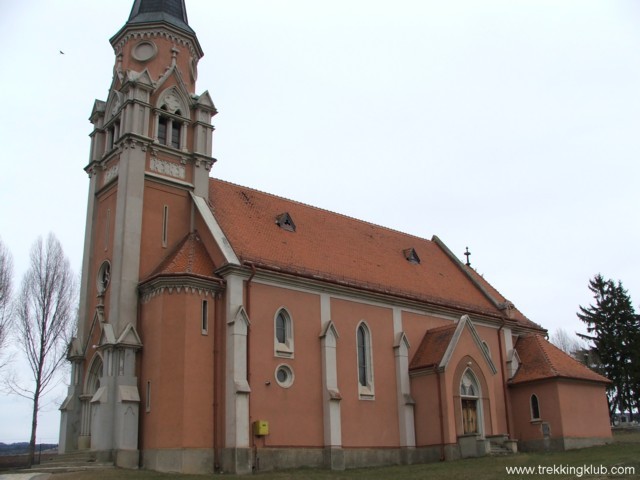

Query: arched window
left=460, top=370, right=481, bottom=435
left=356, top=322, right=374, bottom=399
left=155, top=90, right=187, bottom=150
left=530, top=394, right=541, bottom=420
left=104, top=93, right=122, bottom=154
left=86, top=355, right=103, bottom=396
left=275, top=311, right=287, bottom=343
left=482, top=340, right=491, bottom=358
left=274, top=308, right=294, bottom=358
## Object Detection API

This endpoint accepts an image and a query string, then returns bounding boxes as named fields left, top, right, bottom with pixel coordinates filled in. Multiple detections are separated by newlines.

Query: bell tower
left=59, top=0, right=217, bottom=468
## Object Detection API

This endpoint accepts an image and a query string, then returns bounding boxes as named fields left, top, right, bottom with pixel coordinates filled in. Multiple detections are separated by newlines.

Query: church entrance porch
left=457, top=369, right=489, bottom=458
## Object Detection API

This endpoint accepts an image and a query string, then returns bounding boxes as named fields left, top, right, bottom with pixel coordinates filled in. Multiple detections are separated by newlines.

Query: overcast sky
left=0, top=0, right=638, bottom=444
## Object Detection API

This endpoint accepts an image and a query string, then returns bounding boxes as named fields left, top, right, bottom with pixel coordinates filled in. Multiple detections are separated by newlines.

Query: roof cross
left=464, top=247, right=471, bottom=266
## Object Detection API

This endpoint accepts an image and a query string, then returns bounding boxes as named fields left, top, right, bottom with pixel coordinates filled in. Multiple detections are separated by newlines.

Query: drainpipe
left=244, top=263, right=257, bottom=389
left=244, top=262, right=257, bottom=468
left=498, top=320, right=512, bottom=438
left=245, top=262, right=257, bottom=392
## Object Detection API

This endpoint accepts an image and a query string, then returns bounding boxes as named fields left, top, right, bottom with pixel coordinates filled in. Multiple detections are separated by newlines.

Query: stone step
left=489, top=444, right=514, bottom=455
left=38, top=452, right=96, bottom=464
left=32, top=452, right=114, bottom=473
left=31, top=464, right=114, bottom=474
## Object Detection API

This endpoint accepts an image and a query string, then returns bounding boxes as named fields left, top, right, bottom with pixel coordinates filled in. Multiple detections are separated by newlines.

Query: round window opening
left=97, top=261, right=111, bottom=294
left=275, top=364, right=294, bottom=388
left=132, top=41, right=158, bottom=62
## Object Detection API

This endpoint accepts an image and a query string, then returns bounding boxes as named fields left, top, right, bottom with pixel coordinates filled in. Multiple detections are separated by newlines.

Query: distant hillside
left=0, top=443, right=58, bottom=456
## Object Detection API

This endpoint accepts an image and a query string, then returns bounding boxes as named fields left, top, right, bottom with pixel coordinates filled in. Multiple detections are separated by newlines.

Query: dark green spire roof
left=127, top=0, right=195, bottom=35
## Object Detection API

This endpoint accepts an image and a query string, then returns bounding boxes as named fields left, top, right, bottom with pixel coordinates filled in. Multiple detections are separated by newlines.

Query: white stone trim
left=320, top=293, right=342, bottom=447
left=273, top=307, right=294, bottom=358
left=244, top=272, right=476, bottom=326
left=224, top=275, right=250, bottom=449
left=440, top=315, right=498, bottom=374
left=460, top=368, right=485, bottom=437
left=191, top=193, right=240, bottom=265
left=393, top=307, right=416, bottom=448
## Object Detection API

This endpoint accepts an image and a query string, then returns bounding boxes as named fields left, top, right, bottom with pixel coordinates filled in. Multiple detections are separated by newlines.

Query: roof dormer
left=276, top=212, right=296, bottom=232
left=403, top=248, right=420, bottom=264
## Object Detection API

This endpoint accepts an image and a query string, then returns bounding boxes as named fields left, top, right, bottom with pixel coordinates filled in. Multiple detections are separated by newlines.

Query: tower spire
left=126, top=0, right=194, bottom=35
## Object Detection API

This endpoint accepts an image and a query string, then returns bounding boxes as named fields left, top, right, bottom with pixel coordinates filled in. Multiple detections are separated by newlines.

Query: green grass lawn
left=50, top=431, right=640, bottom=480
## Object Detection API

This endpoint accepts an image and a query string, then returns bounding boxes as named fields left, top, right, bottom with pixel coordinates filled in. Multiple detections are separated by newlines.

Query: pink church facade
left=58, top=1, right=612, bottom=474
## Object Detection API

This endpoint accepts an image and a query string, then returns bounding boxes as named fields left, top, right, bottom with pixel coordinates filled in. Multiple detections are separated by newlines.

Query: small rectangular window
left=162, top=205, right=169, bottom=247
left=201, top=300, right=209, bottom=335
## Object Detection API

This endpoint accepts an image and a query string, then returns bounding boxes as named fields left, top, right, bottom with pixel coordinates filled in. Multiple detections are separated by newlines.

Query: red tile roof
left=208, top=178, right=543, bottom=329
left=147, top=231, right=217, bottom=280
left=409, top=324, right=457, bottom=370
left=465, top=267, right=542, bottom=330
left=510, top=335, right=609, bottom=385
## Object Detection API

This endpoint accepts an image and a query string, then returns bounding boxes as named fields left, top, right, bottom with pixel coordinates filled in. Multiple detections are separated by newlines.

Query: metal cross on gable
left=464, top=247, right=471, bottom=266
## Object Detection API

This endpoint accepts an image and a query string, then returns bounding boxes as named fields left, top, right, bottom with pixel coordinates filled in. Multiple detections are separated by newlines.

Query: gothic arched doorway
left=79, top=355, right=103, bottom=449
left=460, top=369, right=481, bottom=435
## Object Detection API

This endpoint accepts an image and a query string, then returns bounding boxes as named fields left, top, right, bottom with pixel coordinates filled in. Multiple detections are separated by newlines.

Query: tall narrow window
left=530, top=394, right=540, bottom=420
left=274, top=309, right=294, bottom=358
left=171, top=121, right=181, bottom=148
left=106, top=128, right=114, bottom=151
left=357, top=326, right=367, bottom=386
left=157, top=116, right=167, bottom=145
left=162, top=205, right=169, bottom=247
left=146, top=381, right=151, bottom=413
left=482, top=341, right=491, bottom=358
left=113, top=120, right=120, bottom=142
left=201, top=300, right=209, bottom=335
left=105, top=208, right=111, bottom=251
left=276, top=312, right=286, bottom=344
left=356, top=322, right=374, bottom=399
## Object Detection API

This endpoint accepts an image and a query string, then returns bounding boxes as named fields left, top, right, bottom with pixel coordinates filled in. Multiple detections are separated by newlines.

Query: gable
left=154, top=64, right=190, bottom=101
left=410, top=315, right=497, bottom=374
left=117, top=323, right=143, bottom=348
left=145, top=230, right=218, bottom=280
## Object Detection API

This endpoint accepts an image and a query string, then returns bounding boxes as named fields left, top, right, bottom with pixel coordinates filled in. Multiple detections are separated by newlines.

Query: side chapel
left=59, top=0, right=613, bottom=474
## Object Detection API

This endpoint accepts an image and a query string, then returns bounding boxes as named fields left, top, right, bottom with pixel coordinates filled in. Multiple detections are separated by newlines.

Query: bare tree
left=550, top=328, right=584, bottom=357
left=0, top=237, right=13, bottom=368
left=8, top=234, right=76, bottom=466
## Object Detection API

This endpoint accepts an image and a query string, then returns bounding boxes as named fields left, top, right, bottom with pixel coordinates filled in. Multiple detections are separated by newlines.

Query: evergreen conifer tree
left=577, top=274, right=639, bottom=418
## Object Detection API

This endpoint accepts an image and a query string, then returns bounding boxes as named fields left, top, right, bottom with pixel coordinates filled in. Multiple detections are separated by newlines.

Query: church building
left=59, top=0, right=612, bottom=474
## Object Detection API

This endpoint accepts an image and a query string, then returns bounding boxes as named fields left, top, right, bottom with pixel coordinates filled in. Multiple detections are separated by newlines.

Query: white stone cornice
left=139, top=275, right=224, bottom=303
left=145, top=171, right=194, bottom=190
left=234, top=265, right=510, bottom=328
left=112, top=28, right=200, bottom=61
